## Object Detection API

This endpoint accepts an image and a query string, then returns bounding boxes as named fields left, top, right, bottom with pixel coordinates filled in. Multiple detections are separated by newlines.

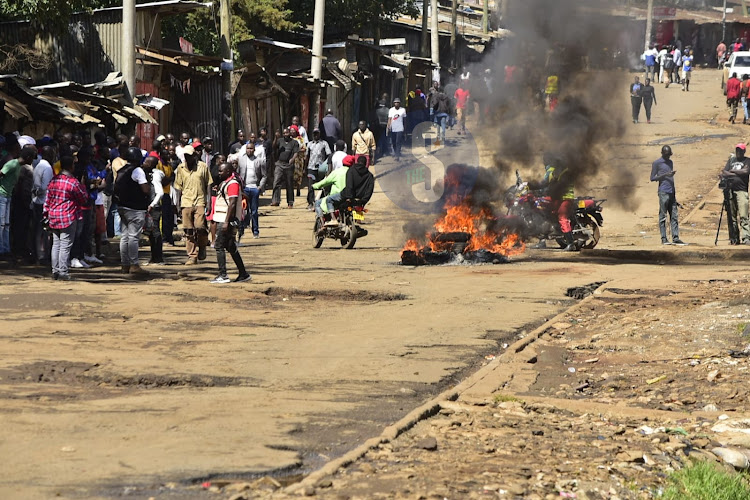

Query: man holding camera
left=210, top=162, right=250, bottom=283
left=720, top=143, right=750, bottom=245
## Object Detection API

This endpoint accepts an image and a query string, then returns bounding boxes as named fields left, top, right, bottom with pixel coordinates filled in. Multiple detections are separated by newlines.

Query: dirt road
left=1, top=69, right=749, bottom=499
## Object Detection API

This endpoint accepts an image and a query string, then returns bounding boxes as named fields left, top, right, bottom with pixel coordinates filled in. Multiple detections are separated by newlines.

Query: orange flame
left=401, top=198, right=525, bottom=258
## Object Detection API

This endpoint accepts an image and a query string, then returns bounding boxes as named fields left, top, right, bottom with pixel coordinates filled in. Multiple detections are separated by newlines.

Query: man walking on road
left=321, top=109, right=342, bottom=151
left=630, top=76, right=643, bottom=124
left=387, top=98, right=407, bottom=161
left=352, top=121, right=376, bottom=168
left=210, top=163, right=250, bottom=284
left=271, top=128, right=300, bottom=208
left=727, top=73, right=742, bottom=123
left=114, top=147, right=151, bottom=274
left=305, top=129, right=331, bottom=210
left=643, top=44, right=658, bottom=83
left=237, top=143, right=266, bottom=238
left=719, top=143, right=750, bottom=245
left=174, top=145, right=211, bottom=265
left=650, top=145, right=686, bottom=246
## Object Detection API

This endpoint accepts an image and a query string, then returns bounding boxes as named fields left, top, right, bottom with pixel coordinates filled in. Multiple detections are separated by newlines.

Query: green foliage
left=0, top=0, right=118, bottom=24
left=160, top=0, right=297, bottom=56
left=287, top=0, right=419, bottom=33
left=662, top=461, right=750, bottom=500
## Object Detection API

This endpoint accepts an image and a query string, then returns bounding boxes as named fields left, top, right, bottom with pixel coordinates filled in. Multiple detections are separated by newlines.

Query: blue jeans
left=244, top=187, right=260, bottom=236
left=743, top=97, right=749, bottom=120
left=0, top=194, right=10, bottom=254
left=315, top=192, right=342, bottom=217
left=51, top=221, right=76, bottom=277
left=390, top=131, right=404, bottom=158
left=435, top=113, right=448, bottom=141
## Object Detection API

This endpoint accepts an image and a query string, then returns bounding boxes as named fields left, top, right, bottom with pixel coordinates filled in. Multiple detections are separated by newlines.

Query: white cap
left=18, top=135, right=36, bottom=148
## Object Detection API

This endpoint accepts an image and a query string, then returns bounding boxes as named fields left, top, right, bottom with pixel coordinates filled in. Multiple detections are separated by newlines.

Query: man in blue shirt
left=650, top=145, right=686, bottom=245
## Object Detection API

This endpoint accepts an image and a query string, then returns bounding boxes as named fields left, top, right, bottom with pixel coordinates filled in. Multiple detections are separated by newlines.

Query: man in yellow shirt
left=173, top=145, right=210, bottom=265
left=351, top=120, right=376, bottom=167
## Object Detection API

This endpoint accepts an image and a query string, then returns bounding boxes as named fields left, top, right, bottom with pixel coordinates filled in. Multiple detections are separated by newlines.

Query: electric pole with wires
left=220, top=0, right=233, bottom=152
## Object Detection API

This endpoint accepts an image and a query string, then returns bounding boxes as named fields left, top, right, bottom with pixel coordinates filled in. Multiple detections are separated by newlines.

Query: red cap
left=290, top=125, right=299, bottom=133
left=736, top=143, right=746, bottom=150
left=191, top=141, right=202, bottom=148
left=148, top=151, right=160, bottom=158
left=342, top=155, right=356, bottom=166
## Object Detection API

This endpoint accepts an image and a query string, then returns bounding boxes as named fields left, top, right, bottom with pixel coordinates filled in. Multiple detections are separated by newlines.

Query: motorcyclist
left=530, top=152, right=577, bottom=251
left=341, top=156, right=375, bottom=207
left=313, top=154, right=354, bottom=222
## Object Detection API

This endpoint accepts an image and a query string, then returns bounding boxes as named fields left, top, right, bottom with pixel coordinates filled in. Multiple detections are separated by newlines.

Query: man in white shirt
left=237, top=143, right=267, bottom=239
left=32, top=145, right=55, bottom=262
left=175, top=132, right=190, bottom=163
left=387, top=97, right=407, bottom=161
left=144, top=157, right=165, bottom=265
left=642, top=44, right=659, bottom=83
left=330, top=140, right=348, bottom=172
left=657, top=45, right=669, bottom=83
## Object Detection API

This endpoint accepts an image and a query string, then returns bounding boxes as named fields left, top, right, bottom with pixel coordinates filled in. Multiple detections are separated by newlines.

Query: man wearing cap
left=174, top=144, right=211, bottom=264
left=305, top=129, right=332, bottom=210
left=352, top=120, right=376, bottom=168
left=719, top=143, right=750, bottom=245
left=387, top=98, right=407, bottom=160
left=200, top=137, right=216, bottom=167
left=313, top=154, right=354, bottom=221
left=650, top=145, right=686, bottom=245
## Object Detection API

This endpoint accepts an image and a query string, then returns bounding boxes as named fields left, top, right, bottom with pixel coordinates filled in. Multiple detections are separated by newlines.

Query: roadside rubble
left=207, top=277, right=750, bottom=499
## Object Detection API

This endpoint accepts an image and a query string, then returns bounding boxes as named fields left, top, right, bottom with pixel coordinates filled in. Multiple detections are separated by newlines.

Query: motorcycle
left=312, top=199, right=369, bottom=249
left=504, top=171, right=605, bottom=250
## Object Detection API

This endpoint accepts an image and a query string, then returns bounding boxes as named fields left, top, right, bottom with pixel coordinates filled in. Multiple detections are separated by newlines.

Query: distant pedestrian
left=544, top=74, right=559, bottom=112
left=432, top=87, right=452, bottom=144
left=32, top=145, right=55, bottom=263
left=454, top=83, right=471, bottom=134
left=271, top=128, right=300, bottom=208
left=143, top=156, right=165, bottom=265
left=375, top=100, right=390, bottom=158
left=630, top=76, right=643, bottom=124
left=663, top=46, right=675, bottom=87
left=228, top=129, right=246, bottom=156
left=681, top=49, right=693, bottom=91
left=331, top=140, right=347, bottom=172
left=717, top=40, right=727, bottom=68
left=292, top=116, right=309, bottom=145
left=641, top=78, right=657, bottom=124
left=43, top=156, right=89, bottom=280
left=671, top=46, right=682, bottom=84
left=727, top=72, right=742, bottom=123
left=237, top=143, right=267, bottom=238
left=658, top=45, right=669, bottom=83
left=174, top=145, right=211, bottom=265
left=351, top=121, right=375, bottom=168
left=210, top=162, right=250, bottom=284
left=719, top=143, right=750, bottom=245
left=320, top=109, right=342, bottom=151
left=114, top=147, right=150, bottom=274
left=650, top=145, right=686, bottom=245
left=643, top=44, right=658, bottom=82
left=387, top=98, right=407, bottom=160
left=305, top=129, right=331, bottom=210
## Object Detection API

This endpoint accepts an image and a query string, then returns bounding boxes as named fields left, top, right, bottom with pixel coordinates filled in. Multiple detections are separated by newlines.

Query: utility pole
left=430, top=0, right=440, bottom=80
left=311, top=0, right=325, bottom=80
left=311, top=0, right=325, bottom=129
left=220, top=0, right=233, bottom=151
left=450, top=0, right=457, bottom=69
left=483, top=0, right=489, bottom=33
left=723, top=0, right=727, bottom=43
left=644, top=0, right=653, bottom=51
left=421, top=0, right=429, bottom=57
left=121, top=0, right=136, bottom=103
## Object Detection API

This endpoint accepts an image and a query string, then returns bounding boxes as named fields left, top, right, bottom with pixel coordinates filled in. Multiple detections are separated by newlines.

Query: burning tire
left=312, top=218, right=324, bottom=248
left=340, top=217, right=358, bottom=249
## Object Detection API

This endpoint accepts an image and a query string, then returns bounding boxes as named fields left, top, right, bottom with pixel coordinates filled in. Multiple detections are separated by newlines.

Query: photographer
left=719, top=143, right=750, bottom=245
left=210, top=162, right=250, bottom=284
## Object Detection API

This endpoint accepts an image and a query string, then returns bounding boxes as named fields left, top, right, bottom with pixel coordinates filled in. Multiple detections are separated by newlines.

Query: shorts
left=206, top=195, right=217, bottom=222
left=94, top=205, right=106, bottom=235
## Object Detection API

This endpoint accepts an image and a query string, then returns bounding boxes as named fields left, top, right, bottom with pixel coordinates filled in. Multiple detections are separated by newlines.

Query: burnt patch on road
left=263, top=287, right=407, bottom=302
left=565, top=281, right=606, bottom=299
left=0, top=360, right=257, bottom=391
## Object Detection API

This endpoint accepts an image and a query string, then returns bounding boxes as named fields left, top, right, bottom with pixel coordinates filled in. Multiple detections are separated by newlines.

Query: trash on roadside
left=568, top=367, right=576, bottom=373
left=646, top=375, right=667, bottom=385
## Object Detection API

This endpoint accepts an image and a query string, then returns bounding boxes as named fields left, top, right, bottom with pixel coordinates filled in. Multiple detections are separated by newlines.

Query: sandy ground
left=1, top=69, right=749, bottom=499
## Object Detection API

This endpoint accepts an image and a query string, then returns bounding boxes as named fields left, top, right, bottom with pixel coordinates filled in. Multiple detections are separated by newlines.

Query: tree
left=161, top=0, right=297, bottom=56
left=286, top=0, right=419, bottom=34
left=0, top=0, right=118, bottom=24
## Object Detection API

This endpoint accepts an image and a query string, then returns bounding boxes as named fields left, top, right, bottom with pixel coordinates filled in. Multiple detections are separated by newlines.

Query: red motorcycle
left=504, top=171, right=605, bottom=250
